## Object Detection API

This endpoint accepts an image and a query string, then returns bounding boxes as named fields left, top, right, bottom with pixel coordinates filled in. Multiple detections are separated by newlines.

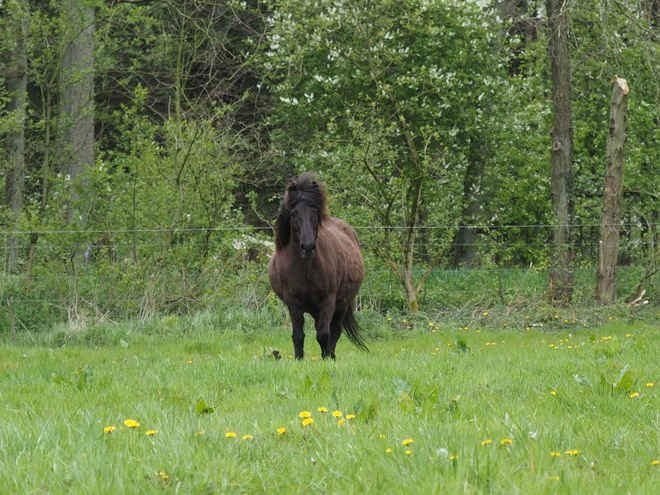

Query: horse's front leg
left=315, top=296, right=336, bottom=360
left=288, top=307, right=305, bottom=360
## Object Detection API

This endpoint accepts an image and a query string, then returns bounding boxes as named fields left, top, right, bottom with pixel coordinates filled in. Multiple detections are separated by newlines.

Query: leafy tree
left=263, top=0, right=506, bottom=310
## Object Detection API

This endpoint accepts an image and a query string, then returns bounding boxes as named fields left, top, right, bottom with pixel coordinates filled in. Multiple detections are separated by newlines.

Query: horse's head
left=275, top=173, right=329, bottom=259
left=290, top=201, right=319, bottom=259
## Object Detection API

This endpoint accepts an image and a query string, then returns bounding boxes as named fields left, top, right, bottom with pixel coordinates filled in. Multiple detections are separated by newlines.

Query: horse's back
left=323, top=217, right=364, bottom=289
left=325, top=217, right=361, bottom=250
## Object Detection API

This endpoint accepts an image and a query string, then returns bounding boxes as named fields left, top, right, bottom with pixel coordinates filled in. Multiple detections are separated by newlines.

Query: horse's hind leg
left=288, top=308, right=305, bottom=359
left=326, top=308, right=347, bottom=360
left=315, top=298, right=336, bottom=359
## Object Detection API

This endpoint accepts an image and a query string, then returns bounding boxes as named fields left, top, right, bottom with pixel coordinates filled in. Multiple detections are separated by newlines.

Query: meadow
left=1, top=309, right=660, bottom=494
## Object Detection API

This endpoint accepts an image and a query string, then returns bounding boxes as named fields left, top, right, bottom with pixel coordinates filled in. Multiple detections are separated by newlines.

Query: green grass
left=1, top=313, right=660, bottom=494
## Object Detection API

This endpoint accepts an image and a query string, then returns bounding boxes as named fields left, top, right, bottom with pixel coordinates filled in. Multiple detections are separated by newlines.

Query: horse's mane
left=275, top=173, right=329, bottom=250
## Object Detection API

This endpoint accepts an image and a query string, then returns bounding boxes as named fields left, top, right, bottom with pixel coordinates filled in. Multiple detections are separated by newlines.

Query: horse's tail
left=344, top=303, right=369, bottom=352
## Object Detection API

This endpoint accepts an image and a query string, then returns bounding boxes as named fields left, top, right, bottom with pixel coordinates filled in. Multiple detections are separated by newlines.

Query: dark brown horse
left=268, top=173, right=368, bottom=359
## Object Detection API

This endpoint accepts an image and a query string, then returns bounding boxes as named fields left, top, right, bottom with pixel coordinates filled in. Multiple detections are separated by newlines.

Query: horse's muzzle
left=300, top=243, right=316, bottom=259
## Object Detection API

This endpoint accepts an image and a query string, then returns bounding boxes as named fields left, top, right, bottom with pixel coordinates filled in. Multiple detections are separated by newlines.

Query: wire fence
left=1, top=224, right=657, bottom=333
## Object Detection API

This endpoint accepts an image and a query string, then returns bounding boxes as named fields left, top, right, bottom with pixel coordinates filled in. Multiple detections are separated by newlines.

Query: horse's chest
left=291, top=283, right=329, bottom=308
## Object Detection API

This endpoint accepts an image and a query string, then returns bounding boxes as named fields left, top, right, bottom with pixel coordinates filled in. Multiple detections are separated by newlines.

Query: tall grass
left=1, top=314, right=659, bottom=493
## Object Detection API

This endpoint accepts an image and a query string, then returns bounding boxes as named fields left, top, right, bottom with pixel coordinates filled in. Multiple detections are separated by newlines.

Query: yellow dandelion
left=145, top=430, right=158, bottom=435
left=550, top=390, right=557, bottom=395
left=480, top=439, right=492, bottom=446
left=551, top=452, right=561, bottom=457
left=124, top=419, right=140, bottom=428
left=346, top=414, right=356, bottom=420
left=482, top=312, right=488, bottom=316
left=156, top=471, right=170, bottom=480
left=429, top=322, right=434, bottom=326
left=299, top=411, right=312, bottom=418
left=103, top=426, right=116, bottom=433
left=646, top=383, right=654, bottom=387
left=379, top=434, right=386, bottom=439
left=386, top=448, right=393, bottom=453
left=225, top=432, right=236, bottom=438
left=630, top=392, right=640, bottom=398
left=405, top=450, right=412, bottom=455
left=187, top=360, right=192, bottom=364
left=277, top=427, right=287, bottom=435
left=564, top=450, right=581, bottom=456
left=653, top=460, right=660, bottom=466
left=242, top=435, right=253, bottom=440
left=317, top=407, right=328, bottom=413
left=196, top=430, right=205, bottom=435
left=500, top=438, right=513, bottom=445
left=337, top=419, right=345, bottom=426
left=449, top=455, right=458, bottom=460
left=302, top=418, right=314, bottom=426
left=402, top=438, right=414, bottom=446
left=332, top=411, right=343, bottom=418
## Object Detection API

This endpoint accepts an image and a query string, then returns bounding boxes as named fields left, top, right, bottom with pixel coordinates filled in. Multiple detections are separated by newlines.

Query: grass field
left=1, top=310, right=660, bottom=494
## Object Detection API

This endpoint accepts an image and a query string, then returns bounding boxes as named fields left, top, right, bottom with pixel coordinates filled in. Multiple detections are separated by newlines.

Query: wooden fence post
left=596, top=77, right=629, bottom=304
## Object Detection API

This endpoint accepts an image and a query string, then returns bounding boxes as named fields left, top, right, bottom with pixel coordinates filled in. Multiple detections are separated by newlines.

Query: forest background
left=1, top=0, right=660, bottom=332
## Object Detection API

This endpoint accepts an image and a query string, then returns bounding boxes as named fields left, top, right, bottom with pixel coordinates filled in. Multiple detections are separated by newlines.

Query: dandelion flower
left=277, top=427, right=287, bottom=435
left=103, top=426, right=116, bottom=433
left=402, top=438, right=413, bottom=446
left=145, top=430, right=158, bottom=435
left=317, top=407, right=328, bottom=413
left=225, top=432, right=236, bottom=438
left=337, top=419, right=345, bottom=426
left=564, top=450, right=581, bottom=456
left=405, top=450, right=412, bottom=455
left=480, top=439, right=492, bottom=446
left=386, top=448, right=393, bottom=453
left=449, top=455, right=458, bottom=460
left=242, top=435, right=253, bottom=440
left=551, top=452, right=561, bottom=457
left=332, top=411, right=342, bottom=418
left=500, top=438, right=513, bottom=445
left=630, top=392, right=640, bottom=398
left=124, top=419, right=140, bottom=428
left=299, top=411, right=312, bottom=418
left=302, top=418, right=314, bottom=426
left=346, top=414, right=356, bottom=420
left=647, top=383, right=654, bottom=387
left=379, top=434, right=386, bottom=439
left=653, top=460, right=660, bottom=466
left=550, top=391, right=557, bottom=395
left=196, top=431, right=205, bottom=435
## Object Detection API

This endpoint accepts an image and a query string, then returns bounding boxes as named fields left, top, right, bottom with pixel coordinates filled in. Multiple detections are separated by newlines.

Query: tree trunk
left=596, top=78, right=629, bottom=305
left=59, top=0, right=95, bottom=224
left=4, top=7, right=29, bottom=271
left=546, top=0, right=574, bottom=305
left=453, top=153, right=485, bottom=269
